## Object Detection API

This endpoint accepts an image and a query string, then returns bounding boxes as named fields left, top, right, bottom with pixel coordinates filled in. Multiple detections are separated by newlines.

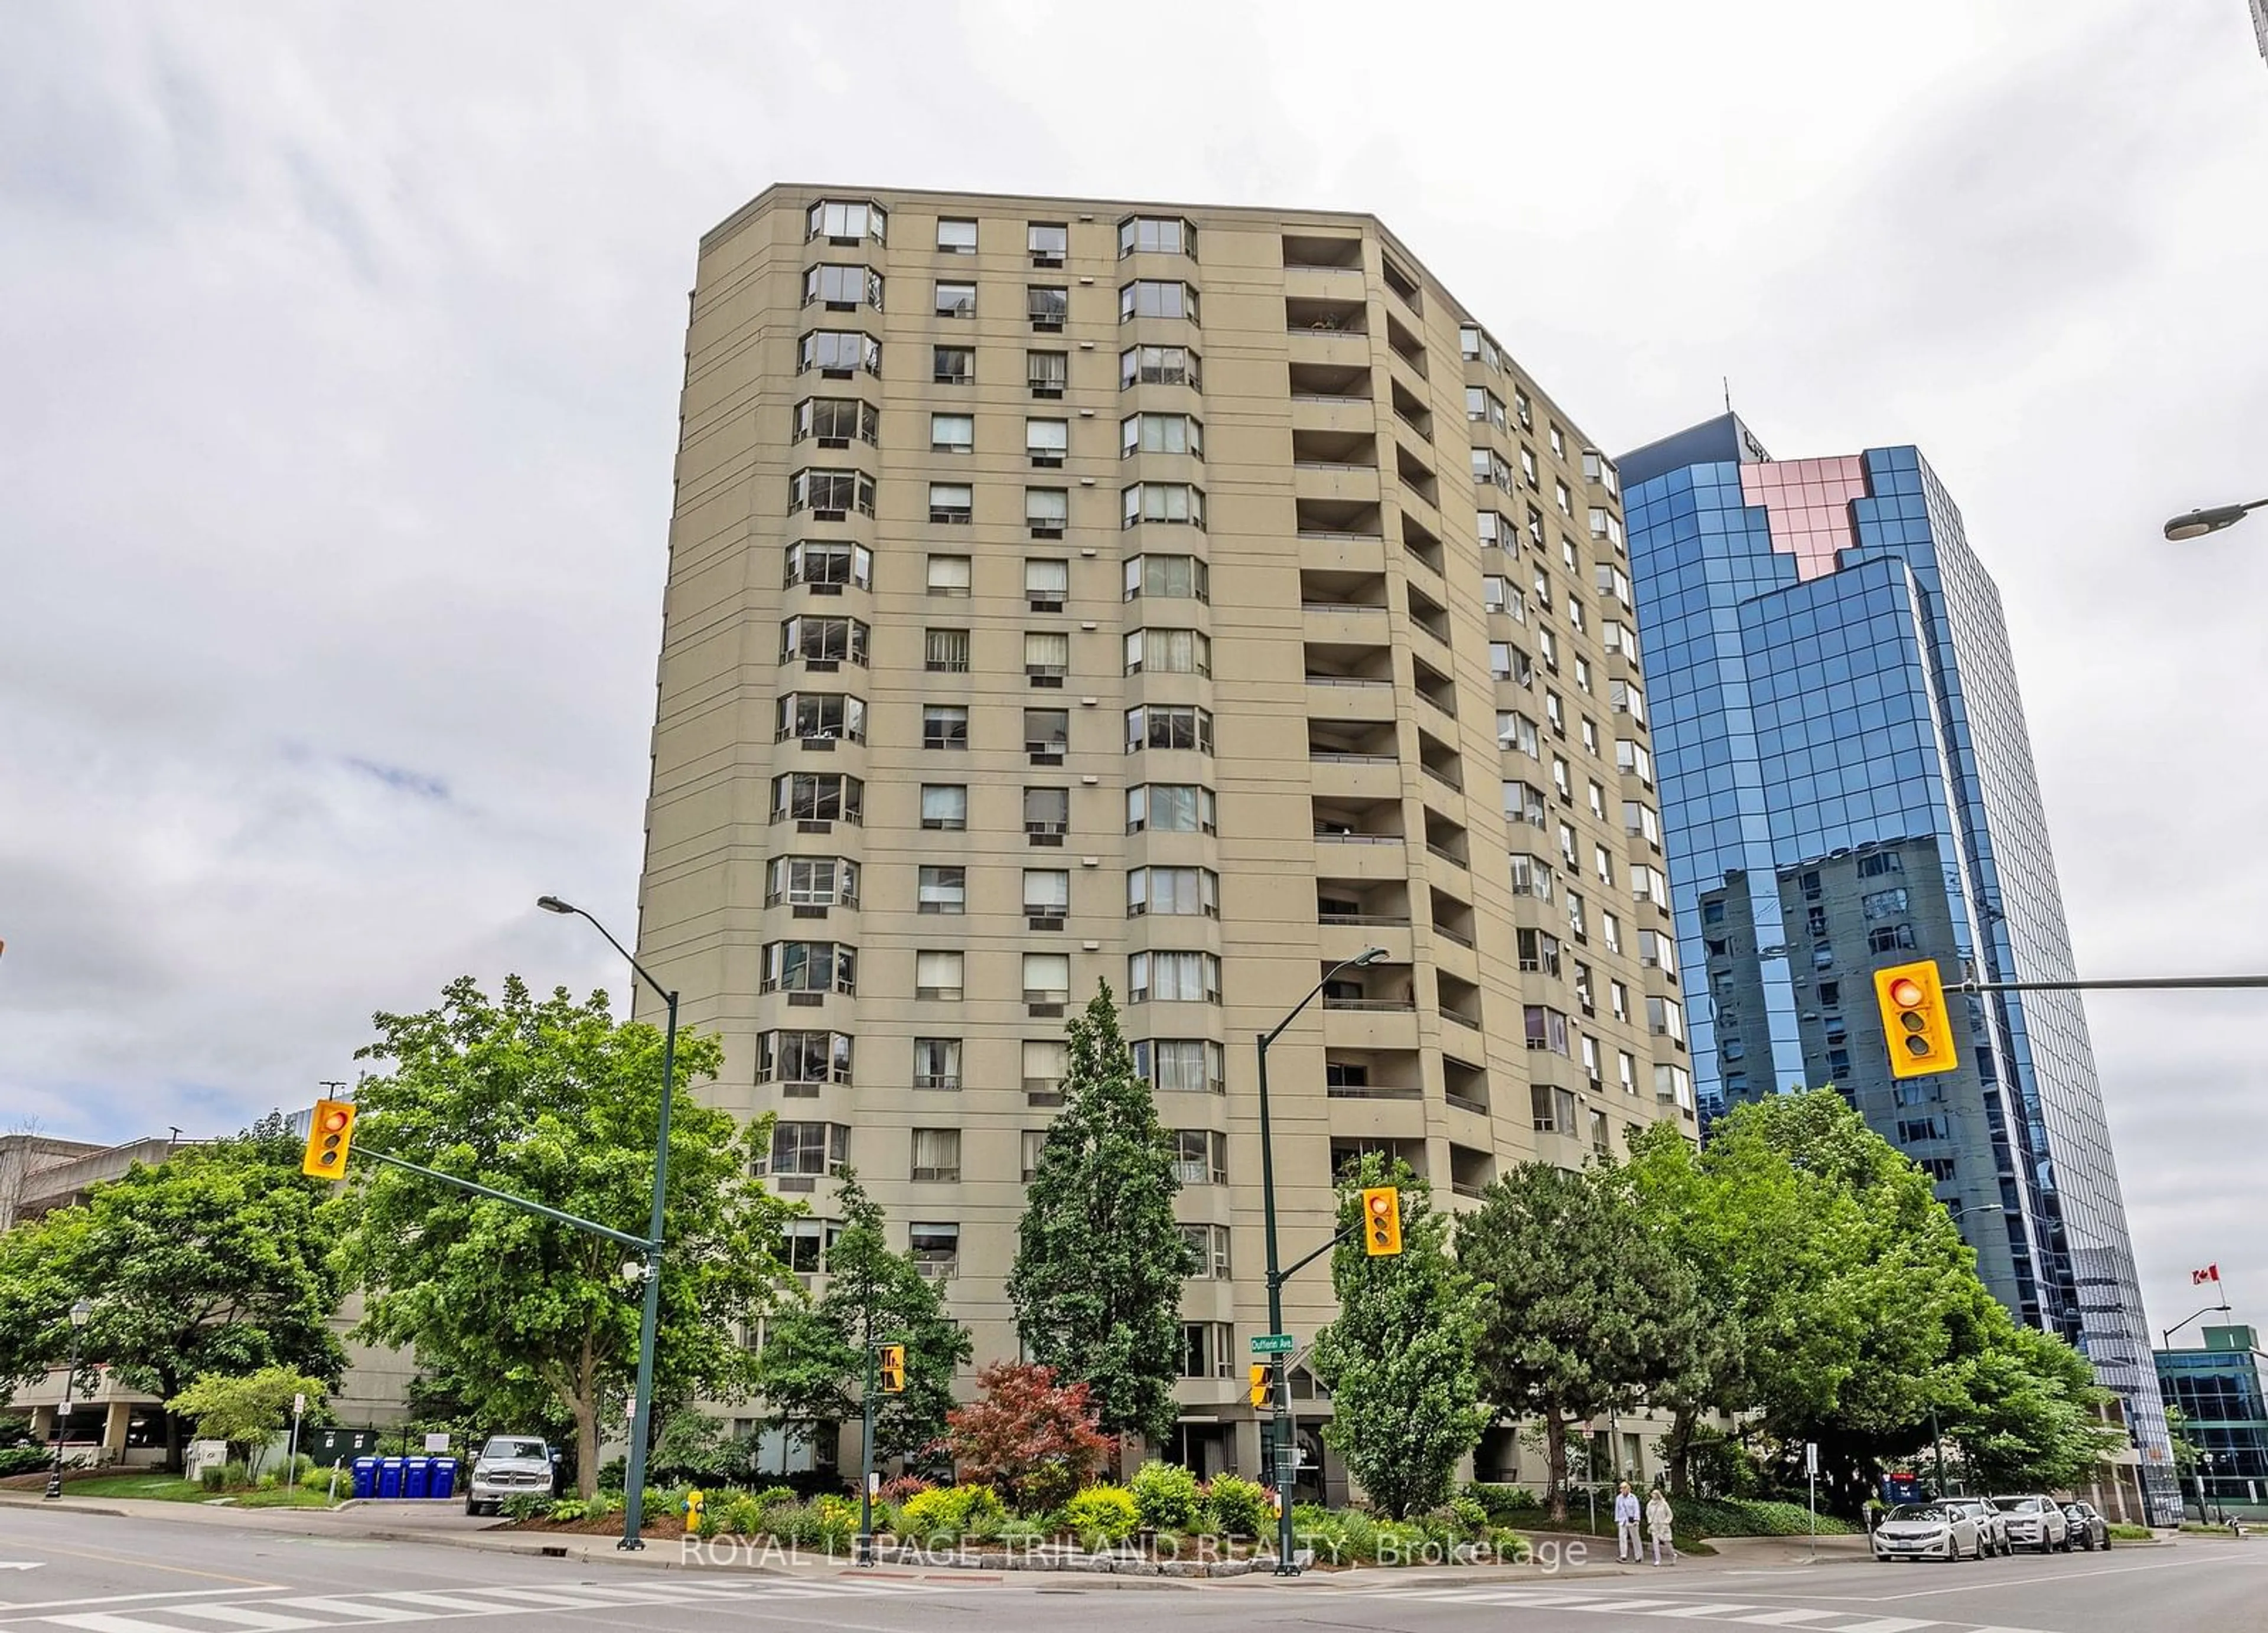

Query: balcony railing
left=1322, top=995, right=1417, bottom=1012
left=1318, top=911, right=1410, bottom=927
left=1325, top=1084, right=1423, bottom=1100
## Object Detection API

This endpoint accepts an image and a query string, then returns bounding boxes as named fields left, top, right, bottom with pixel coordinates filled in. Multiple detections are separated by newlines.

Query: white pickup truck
left=464, top=1435, right=556, bottom=1515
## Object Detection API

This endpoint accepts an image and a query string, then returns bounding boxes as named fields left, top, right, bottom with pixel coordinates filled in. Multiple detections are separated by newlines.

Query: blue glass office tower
left=1618, top=413, right=2176, bottom=1521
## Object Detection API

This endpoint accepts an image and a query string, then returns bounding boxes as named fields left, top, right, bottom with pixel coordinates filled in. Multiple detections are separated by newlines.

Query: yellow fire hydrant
left=683, top=1488, right=705, bottom=1530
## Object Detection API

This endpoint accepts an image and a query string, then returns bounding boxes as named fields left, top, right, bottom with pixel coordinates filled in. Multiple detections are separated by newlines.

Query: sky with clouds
left=4, top=1, right=2264, bottom=1338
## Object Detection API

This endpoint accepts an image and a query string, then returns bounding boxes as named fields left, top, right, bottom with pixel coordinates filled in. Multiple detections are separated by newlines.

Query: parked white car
left=1873, top=1500, right=1983, bottom=1562
left=464, top=1436, right=555, bottom=1516
left=1989, top=1494, right=2071, bottom=1553
left=1950, top=1497, right=2010, bottom=1556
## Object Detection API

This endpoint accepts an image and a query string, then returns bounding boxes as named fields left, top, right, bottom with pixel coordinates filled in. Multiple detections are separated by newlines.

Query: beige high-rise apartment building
left=637, top=185, right=1695, bottom=1490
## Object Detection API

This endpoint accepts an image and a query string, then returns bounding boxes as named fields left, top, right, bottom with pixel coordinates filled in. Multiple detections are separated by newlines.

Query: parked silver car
left=1872, top=1501, right=1983, bottom=1562
left=2062, top=1501, right=2110, bottom=1550
left=1950, top=1498, right=2010, bottom=1556
left=1990, top=1494, right=2071, bottom=1553
left=464, top=1435, right=555, bottom=1516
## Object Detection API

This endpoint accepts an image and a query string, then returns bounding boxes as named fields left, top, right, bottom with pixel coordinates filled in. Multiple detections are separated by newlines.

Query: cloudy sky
left=4, top=1, right=2264, bottom=1337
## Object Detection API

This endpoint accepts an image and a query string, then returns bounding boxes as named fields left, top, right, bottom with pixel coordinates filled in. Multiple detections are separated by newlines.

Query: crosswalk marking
left=1646, top=1607, right=1771, bottom=1620
left=163, top=1610, right=328, bottom=1631
left=1733, top=1612, right=1845, bottom=1626
left=1824, top=1621, right=1937, bottom=1633
left=262, top=1601, right=429, bottom=1623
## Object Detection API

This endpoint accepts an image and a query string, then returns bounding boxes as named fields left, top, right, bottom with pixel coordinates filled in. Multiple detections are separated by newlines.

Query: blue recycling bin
left=430, top=1457, right=457, bottom=1500
left=351, top=1457, right=378, bottom=1500
left=377, top=1456, right=404, bottom=1498
left=403, top=1457, right=431, bottom=1500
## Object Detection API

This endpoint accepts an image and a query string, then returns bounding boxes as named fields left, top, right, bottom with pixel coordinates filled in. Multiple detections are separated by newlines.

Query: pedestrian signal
left=1249, top=1363, right=1272, bottom=1409
left=1361, top=1185, right=1403, bottom=1256
left=878, top=1344, right=907, bottom=1393
left=302, top=1099, right=357, bottom=1179
left=1875, top=960, right=1958, bottom=1079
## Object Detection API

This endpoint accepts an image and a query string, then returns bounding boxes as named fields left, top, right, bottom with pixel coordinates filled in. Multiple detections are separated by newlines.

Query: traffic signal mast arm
left=1271, top=1216, right=1361, bottom=1292
left=342, top=1140, right=654, bottom=1253
left=1958, top=973, right=2268, bottom=993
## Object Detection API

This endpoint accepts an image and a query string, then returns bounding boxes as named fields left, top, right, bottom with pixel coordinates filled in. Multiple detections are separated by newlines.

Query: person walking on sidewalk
left=1647, top=1486, right=1676, bottom=1565
left=1614, top=1480, right=1642, bottom=1562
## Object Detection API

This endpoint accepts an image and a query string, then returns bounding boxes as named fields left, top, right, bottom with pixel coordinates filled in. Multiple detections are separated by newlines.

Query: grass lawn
left=64, top=1473, right=343, bottom=1508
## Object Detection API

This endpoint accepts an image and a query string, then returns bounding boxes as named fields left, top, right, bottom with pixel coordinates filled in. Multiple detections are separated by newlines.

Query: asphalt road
left=2, top=1502, right=2263, bottom=1633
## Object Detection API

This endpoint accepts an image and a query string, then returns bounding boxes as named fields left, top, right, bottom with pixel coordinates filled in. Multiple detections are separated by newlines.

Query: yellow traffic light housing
left=302, top=1099, right=357, bottom=1179
left=1249, top=1363, right=1272, bottom=1409
left=878, top=1343, right=907, bottom=1393
left=1875, top=960, right=1959, bottom=1079
left=1361, top=1185, right=1403, bottom=1256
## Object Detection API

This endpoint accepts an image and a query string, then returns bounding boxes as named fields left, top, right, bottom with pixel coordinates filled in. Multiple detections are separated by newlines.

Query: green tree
left=751, top=1170, right=972, bottom=1467
left=1948, top=1311, right=2122, bottom=1492
left=167, top=1365, right=328, bottom=1475
left=0, top=1129, right=347, bottom=1470
left=339, top=976, right=797, bottom=1497
left=1008, top=982, right=1197, bottom=1449
left=1310, top=1156, right=1490, bottom=1518
left=1460, top=1158, right=1707, bottom=1521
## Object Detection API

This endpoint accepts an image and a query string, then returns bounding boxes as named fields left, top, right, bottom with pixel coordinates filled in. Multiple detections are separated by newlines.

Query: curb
left=0, top=1494, right=131, bottom=1517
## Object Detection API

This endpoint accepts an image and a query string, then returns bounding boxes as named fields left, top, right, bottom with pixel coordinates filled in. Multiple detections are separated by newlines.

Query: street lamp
left=2163, top=498, right=2266, bottom=541
left=537, top=894, right=679, bottom=1551
left=1255, top=944, right=1387, bottom=1576
left=44, top=1298, right=93, bottom=1500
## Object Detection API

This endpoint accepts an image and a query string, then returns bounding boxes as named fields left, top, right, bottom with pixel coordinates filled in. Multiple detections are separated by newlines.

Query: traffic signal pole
left=1959, top=974, right=2268, bottom=993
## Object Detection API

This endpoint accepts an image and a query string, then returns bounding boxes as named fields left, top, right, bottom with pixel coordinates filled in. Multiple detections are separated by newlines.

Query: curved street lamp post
left=43, top=1298, right=94, bottom=1500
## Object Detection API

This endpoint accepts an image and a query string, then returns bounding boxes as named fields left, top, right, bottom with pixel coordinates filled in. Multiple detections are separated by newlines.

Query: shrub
left=722, top=1493, right=767, bottom=1536
left=1292, top=1502, right=1348, bottom=1563
left=940, top=1361, right=1111, bottom=1512
left=1064, top=1485, right=1139, bottom=1547
left=502, top=1492, right=550, bottom=1520
left=1129, top=1459, right=1201, bottom=1531
left=898, top=1484, right=1003, bottom=1543
left=1672, top=1495, right=1857, bottom=1538
left=221, top=1460, right=249, bottom=1490
left=299, top=1465, right=334, bottom=1492
left=879, top=1473, right=934, bottom=1504
left=548, top=1498, right=590, bottom=1524
left=200, top=1465, right=228, bottom=1491
left=1448, top=1495, right=1489, bottom=1537
left=1201, top=1474, right=1272, bottom=1539
left=813, top=1494, right=858, bottom=1554
left=1463, top=1481, right=1543, bottom=1522
left=765, top=1500, right=823, bottom=1547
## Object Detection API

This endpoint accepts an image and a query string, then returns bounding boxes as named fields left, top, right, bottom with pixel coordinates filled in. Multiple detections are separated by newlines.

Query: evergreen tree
left=751, top=1170, right=972, bottom=1466
left=1008, top=982, right=1197, bottom=1448
left=1310, top=1155, right=1489, bottom=1518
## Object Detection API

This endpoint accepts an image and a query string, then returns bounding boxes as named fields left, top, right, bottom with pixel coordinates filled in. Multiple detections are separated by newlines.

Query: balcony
left=1309, top=718, right=1397, bottom=764
left=1304, top=640, right=1394, bottom=690
left=1317, top=878, right=1410, bottom=930
left=1299, top=565, right=1389, bottom=610
left=1442, top=1056, right=1490, bottom=1119
left=1384, top=313, right=1428, bottom=380
left=1390, top=380, right=1432, bottom=442
left=1312, top=793, right=1403, bottom=848
left=1324, top=1048, right=1423, bottom=1101
left=1288, top=360, right=1373, bottom=403
left=1395, top=441, right=1439, bottom=509
left=1411, top=657, right=1457, bottom=721
left=1428, top=887, right=1477, bottom=950
left=1447, top=1142, right=1494, bottom=1201
left=1286, top=295, right=1368, bottom=335
left=1330, top=1136, right=1426, bottom=1182
left=1423, top=811, right=1469, bottom=872
left=1436, top=970, right=1484, bottom=1032
left=1406, top=585, right=1451, bottom=647
left=1402, top=513, right=1445, bottom=576
left=1416, top=732, right=1463, bottom=796
left=1282, top=234, right=1364, bottom=270
left=1296, top=497, right=1383, bottom=542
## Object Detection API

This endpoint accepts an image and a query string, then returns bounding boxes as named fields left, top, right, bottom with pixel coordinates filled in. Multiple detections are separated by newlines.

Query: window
left=762, top=941, right=856, bottom=995
left=1124, top=554, right=1208, bottom=601
left=1863, top=887, right=1911, bottom=920
left=911, top=1127, right=962, bottom=1183
left=1027, top=350, right=1068, bottom=395
left=918, top=784, right=966, bottom=831
left=1483, top=575, right=1514, bottom=616
left=1181, top=1222, right=1231, bottom=1280
left=770, top=772, right=863, bottom=823
left=1585, top=449, right=1619, bottom=494
left=1027, top=418, right=1068, bottom=465
left=1024, top=868, right=1070, bottom=918
left=1125, top=705, right=1213, bottom=752
left=1592, top=509, right=1628, bottom=550
left=1471, top=448, right=1513, bottom=491
left=1025, top=559, right=1070, bottom=609
left=1021, top=1128, right=1050, bottom=1182
left=774, top=692, right=866, bottom=745
left=1126, top=782, right=1216, bottom=834
left=756, top=1028, right=854, bottom=1087
left=1549, top=422, right=1566, bottom=459
left=1656, top=1064, right=1695, bottom=1109
left=1122, top=482, right=1204, bottom=528
left=1602, top=910, right=1623, bottom=955
left=1609, top=979, right=1631, bottom=1024
left=1859, top=851, right=1905, bottom=878
left=1122, top=412, right=1202, bottom=457
left=1510, top=853, right=1555, bottom=902
left=1523, top=1005, right=1570, bottom=1055
left=781, top=1219, right=838, bottom=1273
left=924, top=627, right=970, bottom=673
left=1502, top=780, right=1546, bottom=828
left=765, top=855, right=859, bottom=908
left=929, top=483, right=973, bottom=524
left=1024, top=784, right=1069, bottom=837
left=1128, top=866, right=1218, bottom=917
left=1647, top=994, right=1687, bottom=1043
left=1119, top=216, right=1193, bottom=257
left=803, top=263, right=882, bottom=310
left=1028, top=221, right=1067, bottom=264
left=1123, top=627, right=1210, bottom=677
left=1027, top=285, right=1069, bottom=330
left=933, top=344, right=973, bottom=384
left=1459, top=324, right=1499, bottom=369
left=926, top=554, right=972, bottom=596
left=1594, top=843, right=1617, bottom=887
left=797, top=330, right=879, bottom=376
left=1178, top=1321, right=1232, bottom=1379
left=917, top=865, right=965, bottom=914
left=1120, top=344, right=1198, bottom=389
left=1120, top=279, right=1196, bottom=322
left=807, top=199, right=886, bottom=243
left=915, top=950, right=964, bottom=1001
left=793, top=396, right=879, bottom=445
left=1567, top=889, right=1589, bottom=940
left=1870, top=924, right=1920, bottom=952
left=1512, top=387, right=1533, bottom=429
left=1544, top=690, right=1566, bottom=736
left=1897, top=1114, right=1949, bottom=1145
left=929, top=412, right=974, bottom=454
left=1024, top=630, right=1070, bottom=681
left=1521, top=448, right=1539, bottom=488
left=1129, top=950, right=1220, bottom=1005
left=1490, top=642, right=1533, bottom=686
left=1135, top=1038, right=1224, bottom=1095
left=913, top=1036, right=962, bottom=1091
left=1024, top=1038, right=1067, bottom=1097
left=1589, top=1107, right=1611, bottom=1159
left=1556, top=478, right=1573, bottom=516
left=1616, top=739, right=1654, bottom=785
left=1022, top=952, right=1071, bottom=1006
left=908, top=1223, right=960, bottom=1277
left=1466, top=386, right=1507, bottom=427
left=761, top=1120, right=848, bottom=1178
left=787, top=468, right=875, bottom=517
left=780, top=615, right=869, bottom=666
left=1638, top=928, right=1676, bottom=974
left=1026, top=488, right=1069, bottom=534
left=1170, top=1129, right=1228, bottom=1187
left=783, top=539, right=871, bottom=589
left=1024, top=707, right=1070, bottom=759
left=935, top=217, right=977, bottom=254
left=1516, top=928, right=1562, bottom=976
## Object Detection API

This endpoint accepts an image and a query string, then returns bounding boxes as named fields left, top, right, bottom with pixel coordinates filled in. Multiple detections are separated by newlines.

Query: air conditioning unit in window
left=821, top=367, right=852, bottom=380
left=1031, top=454, right=1064, bottom=469
left=804, top=659, right=839, bottom=673
left=1028, top=914, right=1065, bottom=931
left=1032, top=253, right=1064, bottom=269
left=781, top=1081, right=821, bottom=1098
left=778, top=1175, right=816, bottom=1192
left=1030, top=526, right=1064, bottom=540
left=787, top=992, right=825, bottom=1008
left=1031, top=386, right=1064, bottom=399
left=796, top=819, right=833, bottom=834
left=816, top=435, right=849, bottom=450
left=1028, top=595, right=1064, bottom=612
left=1031, top=319, right=1064, bottom=334
left=1028, top=1001, right=1066, bottom=1019
left=812, top=507, right=845, bottom=523
left=791, top=905, right=829, bottom=921
left=1028, top=750, right=1064, bottom=767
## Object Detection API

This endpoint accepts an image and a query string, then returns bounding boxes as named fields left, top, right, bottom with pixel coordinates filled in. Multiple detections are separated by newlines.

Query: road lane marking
left=1644, top=1608, right=1770, bottom=1621
left=0, top=1547, right=269, bottom=1592
left=1820, top=1619, right=1936, bottom=1632
left=1871, top=1550, right=2251, bottom=1600
left=259, top=1603, right=427, bottom=1624
left=1731, top=1613, right=1845, bottom=1626
left=0, top=1596, right=288, bottom=1621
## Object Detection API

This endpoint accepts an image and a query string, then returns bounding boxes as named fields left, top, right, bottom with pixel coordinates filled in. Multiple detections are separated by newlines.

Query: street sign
left=1805, top=1441, right=1818, bottom=1474
left=293, top=1393, right=306, bottom=1417
left=1250, top=1332, right=1296, bottom=1355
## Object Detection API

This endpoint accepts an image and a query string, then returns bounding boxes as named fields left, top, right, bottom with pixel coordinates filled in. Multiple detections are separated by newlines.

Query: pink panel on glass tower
left=1739, top=455, right=1870, bottom=582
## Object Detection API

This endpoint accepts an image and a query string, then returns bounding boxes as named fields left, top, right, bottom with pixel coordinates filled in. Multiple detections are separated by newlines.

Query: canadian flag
left=2192, top=1264, right=2221, bottom=1286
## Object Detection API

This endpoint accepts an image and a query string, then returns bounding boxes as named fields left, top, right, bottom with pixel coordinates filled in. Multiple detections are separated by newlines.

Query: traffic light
left=878, top=1344, right=907, bottom=1393
left=1249, top=1363, right=1272, bottom=1409
left=1361, top=1185, right=1403, bottom=1256
left=302, top=1099, right=357, bottom=1179
left=1875, top=960, right=1959, bottom=1079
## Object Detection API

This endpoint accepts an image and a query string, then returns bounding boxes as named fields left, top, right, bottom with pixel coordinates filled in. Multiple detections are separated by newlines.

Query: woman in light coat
left=1647, top=1487, right=1676, bottom=1564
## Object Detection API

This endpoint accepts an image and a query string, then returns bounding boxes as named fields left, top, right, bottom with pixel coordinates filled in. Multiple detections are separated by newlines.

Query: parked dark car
left=2062, top=1501, right=2110, bottom=1550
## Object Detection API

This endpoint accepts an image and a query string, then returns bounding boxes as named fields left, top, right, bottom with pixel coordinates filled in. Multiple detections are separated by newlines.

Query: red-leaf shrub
left=939, top=1361, right=1111, bottom=1512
